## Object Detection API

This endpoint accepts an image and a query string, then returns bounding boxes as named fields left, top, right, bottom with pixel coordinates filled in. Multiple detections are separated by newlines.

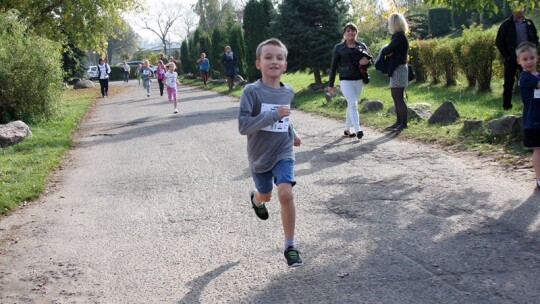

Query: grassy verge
left=183, top=70, right=529, bottom=167
left=0, top=88, right=98, bottom=214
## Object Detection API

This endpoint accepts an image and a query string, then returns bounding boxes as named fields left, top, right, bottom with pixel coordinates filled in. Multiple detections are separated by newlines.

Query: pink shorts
left=167, top=86, right=177, bottom=101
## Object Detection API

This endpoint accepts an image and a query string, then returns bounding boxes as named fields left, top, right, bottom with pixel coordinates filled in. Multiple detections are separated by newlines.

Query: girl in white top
left=164, top=62, right=180, bottom=113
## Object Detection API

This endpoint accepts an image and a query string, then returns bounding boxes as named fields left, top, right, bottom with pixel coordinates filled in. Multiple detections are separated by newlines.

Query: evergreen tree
left=273, top=0, right=348, bottom=85
left=211, top=27, right=228, bottom=78
left=242, top=0, right=275, bottom=81
left=229, top=25, right=247, bottom=78
left=180, top=40, right=191, bottom=74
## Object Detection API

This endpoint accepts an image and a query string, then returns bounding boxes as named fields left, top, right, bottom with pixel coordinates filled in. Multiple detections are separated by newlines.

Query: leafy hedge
left=0, top=10, right=63, bottom=123
left=410, top=24, right=498, bottom=92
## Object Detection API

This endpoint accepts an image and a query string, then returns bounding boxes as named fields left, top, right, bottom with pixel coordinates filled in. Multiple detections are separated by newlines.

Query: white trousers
left=340, top=79, right=364, bottom=132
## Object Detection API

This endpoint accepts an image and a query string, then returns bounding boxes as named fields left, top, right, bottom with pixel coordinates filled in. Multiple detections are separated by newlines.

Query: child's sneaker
left=284, top=246, right=303, bottom=267
left=250, top=191, right=268, bottom=220
left=174, top=109, right=178, bottom=114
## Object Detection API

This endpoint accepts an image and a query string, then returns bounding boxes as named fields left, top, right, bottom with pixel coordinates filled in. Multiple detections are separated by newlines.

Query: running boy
left=516, top=41, right=540, bottom=189
left=164, top=62, right=180, bottom=114
left=238, top=38, right=303, bottom=267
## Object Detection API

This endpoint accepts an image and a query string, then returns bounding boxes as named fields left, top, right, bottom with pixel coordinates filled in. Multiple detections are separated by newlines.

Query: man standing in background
left=496, top=8, right=538, bottom=110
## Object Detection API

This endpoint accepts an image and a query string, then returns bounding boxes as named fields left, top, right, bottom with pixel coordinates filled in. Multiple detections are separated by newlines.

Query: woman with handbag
left=328, top=22, right=372, bottom=139
left=382, top=13, right=410, bottom=132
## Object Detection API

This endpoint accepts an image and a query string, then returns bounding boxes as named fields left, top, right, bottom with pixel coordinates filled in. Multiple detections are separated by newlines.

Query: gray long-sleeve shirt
left=238, top=80, right=296, bottom=173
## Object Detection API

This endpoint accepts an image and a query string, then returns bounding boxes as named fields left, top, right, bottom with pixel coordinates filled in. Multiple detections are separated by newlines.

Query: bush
left=461, top=24, right=497, bottom=92
left=0, top=10, right=63, bottom=124
left=109, top=66, right=124, bottom=81
left=428, top=8, right=452, bottom=37
left=408, top=13, right=429, bottom=40
left=408, top=40, right=426, bottom=82
left=434, top=39, right=458, bottom=86
left=418, top=39, right=441, bottom=84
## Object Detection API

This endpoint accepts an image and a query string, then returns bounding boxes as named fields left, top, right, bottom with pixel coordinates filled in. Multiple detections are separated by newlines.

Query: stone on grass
left=74, top=80, right=94, bottom=89
left=463, top=120, right=483, bottom=132
left=361, top=100, right=383, bottom=112
left=487, top=115, right=520, bottom=136
left=428, top=100, right=460, bottom=125
left=0, top=120, right=32, bottom=147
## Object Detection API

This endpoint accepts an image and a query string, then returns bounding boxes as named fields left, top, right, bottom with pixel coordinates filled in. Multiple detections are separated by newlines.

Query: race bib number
left=167, top=76, right=176, bottom=85
left=143, top=70, right=150, bottom=75
left=261, top=103, right=290, bottom=132
left=534, top=89, right=540, bottom=99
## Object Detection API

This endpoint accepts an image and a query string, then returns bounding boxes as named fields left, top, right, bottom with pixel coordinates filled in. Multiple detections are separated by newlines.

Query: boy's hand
left=359, top=58, right=369, bottom=65
left=277, top=105, right=291, bottom=118
left=294, top=136, right=301, bottom=147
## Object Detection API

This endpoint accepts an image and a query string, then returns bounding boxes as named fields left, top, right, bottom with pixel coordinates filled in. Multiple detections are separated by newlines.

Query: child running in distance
left=140, top=60, right=153, bottom=97
left=164, top=62, right=180, bottom=114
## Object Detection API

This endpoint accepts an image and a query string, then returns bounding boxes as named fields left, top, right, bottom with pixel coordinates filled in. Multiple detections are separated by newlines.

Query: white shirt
left=165, top=71, right=178, bottom=88
left=98, top=64, right=111, bottom=79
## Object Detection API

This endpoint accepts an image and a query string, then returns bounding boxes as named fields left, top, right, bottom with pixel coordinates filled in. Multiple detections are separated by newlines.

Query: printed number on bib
left=261, top=103, right=290, bottom=132
left=534, top=89, right=540, bottom=99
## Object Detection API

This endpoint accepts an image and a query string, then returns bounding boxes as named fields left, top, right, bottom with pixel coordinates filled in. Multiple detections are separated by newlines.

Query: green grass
left=0, top=88, right=98, bottom=214
left=184, top=70, right=529, bottom=166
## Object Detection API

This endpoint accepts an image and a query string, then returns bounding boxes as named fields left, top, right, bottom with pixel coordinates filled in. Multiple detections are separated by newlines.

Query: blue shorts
left=251, top=158, right=296, bottom=194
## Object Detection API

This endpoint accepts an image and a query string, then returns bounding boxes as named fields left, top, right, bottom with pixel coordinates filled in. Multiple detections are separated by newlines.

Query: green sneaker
left=284, top=246, right=303, bottom=267
left=250, top=191, right=269, bottom=220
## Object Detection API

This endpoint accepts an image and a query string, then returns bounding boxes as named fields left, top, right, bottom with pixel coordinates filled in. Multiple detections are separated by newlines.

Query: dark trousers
left=158, top=79, right=164, bottom=96
left=503, top=58, right=522, bottom=110
left=201, top=71, right=208, bottom=85
left=99, top=79, right=109, bottom=97
left=123, top=71, right=129, bottom=82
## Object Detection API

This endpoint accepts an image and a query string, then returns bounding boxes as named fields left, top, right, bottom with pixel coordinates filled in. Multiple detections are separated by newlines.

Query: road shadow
left=239, top=174, right=540, bottom=303
left=178, top=261, right=240, bottom=304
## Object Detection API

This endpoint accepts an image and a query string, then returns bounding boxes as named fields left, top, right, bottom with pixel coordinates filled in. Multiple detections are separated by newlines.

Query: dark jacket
left=496, top=15, right=539, bottom=60
left=376, top=31, right=408, bottom=77
left=222, top=52, right=238, bottom=77
left=328, top=41, right=372, bottom=87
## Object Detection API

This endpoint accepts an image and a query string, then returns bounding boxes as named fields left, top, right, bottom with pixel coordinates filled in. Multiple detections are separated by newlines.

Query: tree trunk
left=162, top=39, right=168, bottom=55
left=312, top=66, right=322, bottom=85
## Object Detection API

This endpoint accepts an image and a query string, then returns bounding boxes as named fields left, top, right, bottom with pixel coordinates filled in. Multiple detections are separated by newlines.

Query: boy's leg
left=533, top=148, right=540, bottom=188
left=277, top=182, right=295, bottom=241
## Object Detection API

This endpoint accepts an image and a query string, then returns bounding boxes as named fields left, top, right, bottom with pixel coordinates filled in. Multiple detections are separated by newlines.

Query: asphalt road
left=0, top=80, right=539, bottom=304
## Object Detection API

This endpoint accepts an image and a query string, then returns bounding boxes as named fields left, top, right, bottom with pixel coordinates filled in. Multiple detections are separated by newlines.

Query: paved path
left=1, top=80, right=539, bottom=303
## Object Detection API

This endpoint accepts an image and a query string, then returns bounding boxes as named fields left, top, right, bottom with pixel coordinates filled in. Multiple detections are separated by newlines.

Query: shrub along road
left=0, top=80, right=538, bottom=303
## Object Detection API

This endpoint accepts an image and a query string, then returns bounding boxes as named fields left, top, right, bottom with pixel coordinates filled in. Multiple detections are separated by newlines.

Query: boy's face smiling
left=517, top=50, right=538, bottom=73
left=256, top=44, right=287, bottom=80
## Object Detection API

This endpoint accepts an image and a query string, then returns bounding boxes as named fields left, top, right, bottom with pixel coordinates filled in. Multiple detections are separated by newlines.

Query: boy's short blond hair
left=516, top=41, right=537, bottom=57
left=255, top=38, right=288, bottom=60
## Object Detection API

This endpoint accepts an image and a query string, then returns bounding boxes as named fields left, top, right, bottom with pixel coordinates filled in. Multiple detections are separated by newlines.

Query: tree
left=424, top=0, right=536, bottom=13
left=243, top=0, right=275, bottom=81
left=273, top=0, right=348, bottom=85
left=211, top=27, right=229, bottom=77
left=0, top=0, right=137, bottom=52
left=349, top=0, right=388, bottom=46
left=180, top=40, right=191, bottom=73
left=229, top=25, right=247, bottom=77
left=138, top=2, right=184, bottom=54
left=107, top=20, right=140, bottom=64
left=194, top=0, right=221, bottom=31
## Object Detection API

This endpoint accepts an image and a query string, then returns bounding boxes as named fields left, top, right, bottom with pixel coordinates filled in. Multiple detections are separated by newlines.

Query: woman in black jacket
left=328, top=22, right=371, bottom=139
left=383, top=13, right=409, bottom=132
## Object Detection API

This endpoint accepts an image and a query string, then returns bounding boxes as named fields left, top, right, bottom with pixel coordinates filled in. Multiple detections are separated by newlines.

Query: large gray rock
left=387, top=105, right=431, bottom=122
left=428, top=101, right=460, bottom=125
left=0, top=120, right=32, bottom=147
left=487, top=115, right=520, bottom=136
left=74, top=80, right=95, bottom=89
left=361, top=100, right=383, bottom=112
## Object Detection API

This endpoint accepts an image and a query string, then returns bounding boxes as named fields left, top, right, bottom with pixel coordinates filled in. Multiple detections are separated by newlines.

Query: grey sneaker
left=284, top=246, right=303, bottom=267
left=250, top=191, right=268, bottom=220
